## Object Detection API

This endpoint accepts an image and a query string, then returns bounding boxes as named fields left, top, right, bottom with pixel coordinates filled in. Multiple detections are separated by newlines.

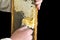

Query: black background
left=37, top=0, right=48, bottom=40
left=0, top=0, right=48, bottom=40
left=0, top=11, right=11, bottom=39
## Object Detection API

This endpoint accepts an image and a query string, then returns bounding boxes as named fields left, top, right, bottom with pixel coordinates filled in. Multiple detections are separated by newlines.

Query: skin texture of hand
left=11, top=26, right=33, bottom=40
left=35, top=0, right=43, bottom=10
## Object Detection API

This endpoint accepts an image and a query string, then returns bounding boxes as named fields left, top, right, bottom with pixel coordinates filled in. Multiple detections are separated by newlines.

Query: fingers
left=36, top=3, right=41, bottom=10
left=18, top=26, right=33, bottom=35
left=29, top=35, right=33, bottom=40
left=24, top=29, right=33, bottom=35
left=17, top=26, right=33, bottom=36
left=11, top=26, right=33, bottom=40
left=25, top=35, right=33, bottom=40
left=35, top=0, right=43, bottom=10
left=20, top=27, right=33, bottom=40
left=35, top=1, right=41, bottom=4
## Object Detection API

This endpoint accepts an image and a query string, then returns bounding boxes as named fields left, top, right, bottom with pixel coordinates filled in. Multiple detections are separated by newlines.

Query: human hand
left=35, top=0, right=43, bottom=10
left=11, top=26, right=33, bottom=40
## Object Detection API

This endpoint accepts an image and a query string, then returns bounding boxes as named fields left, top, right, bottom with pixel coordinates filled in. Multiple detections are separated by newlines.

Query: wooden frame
left=11, top=0, right=38, bottom=40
